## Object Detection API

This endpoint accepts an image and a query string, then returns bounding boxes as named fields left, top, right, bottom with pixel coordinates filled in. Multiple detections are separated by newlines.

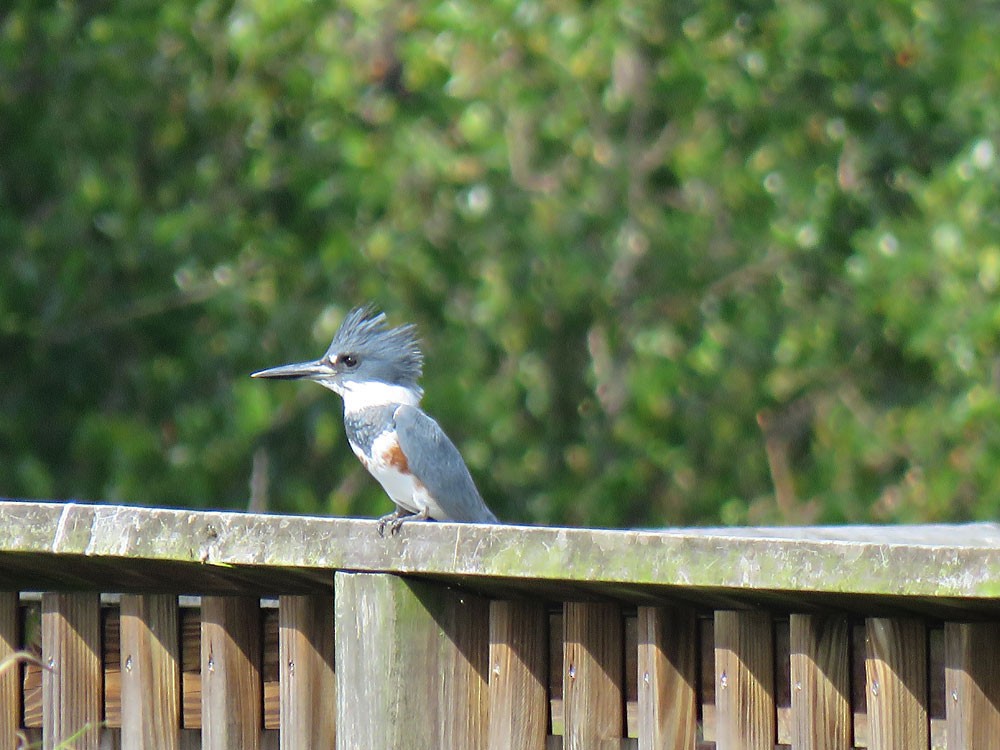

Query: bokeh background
left=3, top=1, right=1000, bottom=527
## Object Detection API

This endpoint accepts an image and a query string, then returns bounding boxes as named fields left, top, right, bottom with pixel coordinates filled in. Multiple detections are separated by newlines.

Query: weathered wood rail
left=1, top=501, right=1000, bottom=749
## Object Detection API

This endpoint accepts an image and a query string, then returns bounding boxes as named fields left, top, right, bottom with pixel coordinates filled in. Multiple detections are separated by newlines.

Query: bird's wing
left=392, top=404, right=498, bottom=523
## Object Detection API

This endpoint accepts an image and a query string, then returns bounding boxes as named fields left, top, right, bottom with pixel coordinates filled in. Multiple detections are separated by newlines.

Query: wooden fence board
left=929, top=627, right=947, bottom=749
left=22, top=602, right=41, bottom=729
left=201, top=596, right=262, bottom=750
left=563, top=601, right=624, bottom=750
left=713, top=610, right=775, bottom=750
left=0, top=592, right=18, bottom=750
left=279, top=594, right=336, bottom=750
left=549, top=612, right=564, bottom=734
left=865, top=617, right=928, bottom=750
left=120, top=594, right=181, bottom=749
left=7, top=502, right=1000, bottom=607
left=263, top=608, right=279, bottom=730
left=439, top=588, right=490, bottom=750
left=8, top=506, right=1000, bottom=749
left=776, top=619, right=791, bottom=744
left=334, top=572, right=489, bottom=750
left=104, top=608, right=120, bottom=727
left=790, top=613, right=851, bottom=750
left=488, top=599, right=549, bottom=750
left=636, top=605, right=697, bottom=750
left=179, top=606, right=201, bottom=728
left=851, top=623, right=868, bottom=746
left=5, top=590, right=974, bottom=750
left=944, top=621, right=1000, bottom=749
left=700, top=617, right=715, bottom=742
left=42, top=592, right=102, bottom=750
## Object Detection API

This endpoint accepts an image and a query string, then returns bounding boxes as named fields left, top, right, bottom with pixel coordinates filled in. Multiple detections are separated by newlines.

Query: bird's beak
left=251, top=359, right=333, bottom=381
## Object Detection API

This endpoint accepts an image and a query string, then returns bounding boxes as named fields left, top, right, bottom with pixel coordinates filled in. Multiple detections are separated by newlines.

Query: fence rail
left=1, top=500, right=999, bottom=749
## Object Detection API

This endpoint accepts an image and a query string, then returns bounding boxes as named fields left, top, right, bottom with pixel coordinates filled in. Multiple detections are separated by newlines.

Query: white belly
left=355, top=432, right=444, bottom=518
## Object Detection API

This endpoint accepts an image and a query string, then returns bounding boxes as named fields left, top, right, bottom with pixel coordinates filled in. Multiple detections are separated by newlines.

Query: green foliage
left=2, top=0, right=999, bottom=526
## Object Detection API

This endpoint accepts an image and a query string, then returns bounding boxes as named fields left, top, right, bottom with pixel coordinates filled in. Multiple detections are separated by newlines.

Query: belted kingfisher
left=252, top=305, right=498, bottom=534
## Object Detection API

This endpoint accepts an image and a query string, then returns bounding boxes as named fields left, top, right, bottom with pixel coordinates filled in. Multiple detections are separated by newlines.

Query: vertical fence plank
left=790, top=614, right=851, bottom=750
left=279, top=594, right=336, bottom=750
left=563, top=601, right=624, bottom=750
left=865, top=617, right=928, bottom=750
left=636, top=605, right=697, bottom=750
left=201, top=596, right=262, bottom=750
left=0, top=592, right=19, bottom=749
left=488, top=599, right=548, bottom=750
left=440, top=587, right=489, bottom=750
left=334, top=572, right=489, bottom=750
left=120, top=594, right=180, bottom=749
left=42, top=592, right=102, bottom=750
left=944, top=622, right=1000, bottom=749
left=714, top=610, right=775, bottom=750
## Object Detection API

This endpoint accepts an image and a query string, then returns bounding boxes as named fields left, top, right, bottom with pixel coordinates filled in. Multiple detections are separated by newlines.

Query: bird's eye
left=340, top=354, right=359, bottom=369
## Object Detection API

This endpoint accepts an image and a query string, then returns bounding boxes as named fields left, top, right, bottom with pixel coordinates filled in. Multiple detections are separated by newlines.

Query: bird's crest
left=327, top=305, right=423, bottom=385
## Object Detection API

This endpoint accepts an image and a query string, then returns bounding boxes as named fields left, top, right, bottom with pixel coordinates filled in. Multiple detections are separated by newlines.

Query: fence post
left=334, top=572, right=489, bottom=750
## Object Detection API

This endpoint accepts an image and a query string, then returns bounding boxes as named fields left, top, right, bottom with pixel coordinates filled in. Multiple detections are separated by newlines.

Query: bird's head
left=252, top=305, right=424, bottom=410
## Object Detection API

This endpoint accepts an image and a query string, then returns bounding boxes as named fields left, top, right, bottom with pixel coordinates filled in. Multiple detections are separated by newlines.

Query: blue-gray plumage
left=343, top=405, right=400, bottom=456
left=392, top=404, right=497, bottom=523
left=252, top=305, right=498, bottom=534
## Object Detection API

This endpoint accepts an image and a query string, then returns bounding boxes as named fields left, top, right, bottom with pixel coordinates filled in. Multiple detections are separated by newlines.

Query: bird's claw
left=377, top=510, right=406, bottom=537
left=376, top=508, right=431, bottom=537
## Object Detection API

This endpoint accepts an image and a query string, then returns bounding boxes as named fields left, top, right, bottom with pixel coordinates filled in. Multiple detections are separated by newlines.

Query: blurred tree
left=1, top=0, right=998, bottom=526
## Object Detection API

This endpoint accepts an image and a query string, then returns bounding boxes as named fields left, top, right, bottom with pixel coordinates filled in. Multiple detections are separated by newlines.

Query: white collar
left=323, top=380, right=422, bottom=413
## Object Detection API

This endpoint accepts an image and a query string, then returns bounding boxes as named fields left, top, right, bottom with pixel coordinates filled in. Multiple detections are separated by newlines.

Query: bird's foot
left=376, top=508, right=430, bottom=537
left=376, top=510, right=404, bottom=537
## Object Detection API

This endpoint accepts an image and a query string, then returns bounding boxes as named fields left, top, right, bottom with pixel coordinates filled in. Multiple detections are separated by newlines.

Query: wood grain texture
left=439, top=587, right=490, bottom=750
left=0, top=592, right=18, bottom=750
left=42, top=592, right=102, bottom=750
left=201, top=596, right=262, bottom=750
left=120, top=594, right=181, bottom=749
left=864, top=617, right=928, bottom=750
left=636, top=605, right=697, bottom=750
left=944, top=621, right=1000, bottom=750
left=104, top=608, right=120, bottom=727
left=790, top=614, right=851, bottom=750
left=279, top=594, right=336, bottom=750
left=5, top=501, right=1000, bottom=604
left=713, top=610, right=775, bottom=750
left=488, top=599, right=548, bottom=750
left=179, top=606, right=201, bottom=728
left=263, top=607, right=279, bottom=730
left=563, top=601, right=624, bottom=750
left=334, top=572, right=489, bottom=750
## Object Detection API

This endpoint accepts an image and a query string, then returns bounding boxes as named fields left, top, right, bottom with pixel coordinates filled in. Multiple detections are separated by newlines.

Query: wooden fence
left=1, top=500, right=999, bottom=749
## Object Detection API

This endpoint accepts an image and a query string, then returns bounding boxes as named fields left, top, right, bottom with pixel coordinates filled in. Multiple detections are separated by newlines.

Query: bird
left=252, top=305, right=498, bottom=535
